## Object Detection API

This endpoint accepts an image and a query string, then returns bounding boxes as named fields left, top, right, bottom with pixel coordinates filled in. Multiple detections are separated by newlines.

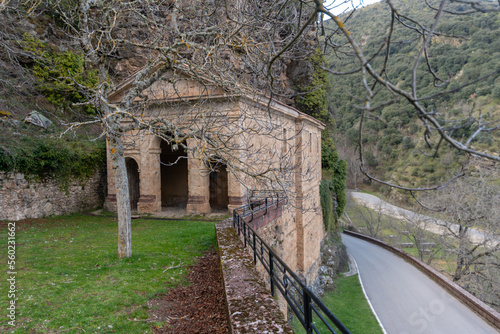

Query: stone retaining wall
left=215, top=220, right=294, bottom=333
left=0, top=171, right=105, bottom=221
left=343, top=230, right=500, bottom=331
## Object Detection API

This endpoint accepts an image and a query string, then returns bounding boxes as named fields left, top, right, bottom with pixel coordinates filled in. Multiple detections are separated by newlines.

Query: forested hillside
left=325, top=0, right=499, bottom=191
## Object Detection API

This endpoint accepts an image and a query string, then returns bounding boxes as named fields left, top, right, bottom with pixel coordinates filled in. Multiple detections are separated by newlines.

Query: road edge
left=347, top=253, right=388, bottom=334
left=343, top=230, right=500, bottom=331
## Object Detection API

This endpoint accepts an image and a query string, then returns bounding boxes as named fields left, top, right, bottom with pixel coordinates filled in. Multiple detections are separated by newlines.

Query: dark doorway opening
left=160, top=141, right=188, bottom=208
left=126, top=158, right=140, bottom=210
left=209, top=162, right=229, bottom=210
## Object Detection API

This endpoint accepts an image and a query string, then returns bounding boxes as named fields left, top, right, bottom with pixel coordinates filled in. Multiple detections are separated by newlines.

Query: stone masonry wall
left=0, top=171, right=105, bottom=221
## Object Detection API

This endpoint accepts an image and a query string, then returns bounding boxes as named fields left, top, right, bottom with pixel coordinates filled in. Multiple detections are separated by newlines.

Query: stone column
left=186, top=139, right=211, bottom=214
left=227, top=170, right=246, bottom=213
left=137, top=135, right=161, bottom=213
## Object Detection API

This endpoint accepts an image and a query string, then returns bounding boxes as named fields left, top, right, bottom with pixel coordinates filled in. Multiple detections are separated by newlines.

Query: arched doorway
left=209, top=160, right=229, bottom=210
left=160, top=141, right=188, bottom=208
left=126, top=158, right=140, bottom=210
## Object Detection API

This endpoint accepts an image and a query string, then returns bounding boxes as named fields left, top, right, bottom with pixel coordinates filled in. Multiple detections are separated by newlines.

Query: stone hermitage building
left=104, top=68, right=326, bottom=282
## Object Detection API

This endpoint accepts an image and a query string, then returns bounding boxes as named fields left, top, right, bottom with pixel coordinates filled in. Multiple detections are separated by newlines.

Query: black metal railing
left=233, top=195, right=351, bottom=334
left=249, top=189, right=286, bottom=201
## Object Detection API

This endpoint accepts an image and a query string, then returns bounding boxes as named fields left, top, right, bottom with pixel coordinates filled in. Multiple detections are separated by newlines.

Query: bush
left=408, top=123, right=420, bottom=134
left=382, top=128, right=404, bottom=146
left=21, top=34, right=98, bottom=114
left=402, top=136, right=414, bottom=150
left=422, top=163, right=435, bottom=173
left=0, top=136, right=105, bottom=189
left=346, top=128, right=359, bottom=145
left=364, top=150, right=378, bottom=167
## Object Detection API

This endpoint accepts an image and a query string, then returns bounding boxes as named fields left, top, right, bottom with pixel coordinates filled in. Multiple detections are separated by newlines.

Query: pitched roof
left=109, top=63, right=325, bottom=129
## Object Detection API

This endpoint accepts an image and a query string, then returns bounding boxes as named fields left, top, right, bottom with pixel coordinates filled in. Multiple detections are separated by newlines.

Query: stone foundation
left=0, top=171, right=105, bottom=221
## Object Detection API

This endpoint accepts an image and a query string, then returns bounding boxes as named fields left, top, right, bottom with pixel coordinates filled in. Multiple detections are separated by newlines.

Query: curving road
left=342, top=233, right=498, bottom=334
left=348, top=191, right=499, bottom=246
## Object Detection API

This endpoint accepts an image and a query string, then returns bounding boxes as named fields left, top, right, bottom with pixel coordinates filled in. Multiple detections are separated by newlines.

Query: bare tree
left=314, top=0, right=500, bottom=191
left=422, top=173, right=499, bottom=280
left=335, top=136, right=364, bottom=189
left=1, top=0, right=321, bottom=258
left=463, top=251, right=500, bottom=310
left=420, top=172, right=500, bottom=308
left=345, top=196, right=387, bottom=238
left=389, top=207, right=445, bottom=264
left=6, top=0, right=499, bottom=258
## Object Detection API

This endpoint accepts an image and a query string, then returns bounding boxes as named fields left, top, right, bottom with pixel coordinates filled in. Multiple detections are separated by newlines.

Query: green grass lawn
left=292, top=275, right=383, bottom=334
left=321, top=275, right=383, bottom=334
left=0, top=214, right=217, bottom=333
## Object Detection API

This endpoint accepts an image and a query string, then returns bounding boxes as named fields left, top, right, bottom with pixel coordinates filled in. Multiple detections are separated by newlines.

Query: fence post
left=253, top=231, right=257, bottom=264
left=303, top=291, right=312, bottom=334
left=243, top=222, right=247, bottom=247
left=270, top=252, right=275, bottom=297
left=237, top=213, right=240, bottom=236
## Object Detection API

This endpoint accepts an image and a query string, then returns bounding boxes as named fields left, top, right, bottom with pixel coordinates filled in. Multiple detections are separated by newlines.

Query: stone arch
left=125, top=157, right=140, bottom=210
left=207, top=158, right=229, bottom=210
left=160, top=140, right=188, bottom=208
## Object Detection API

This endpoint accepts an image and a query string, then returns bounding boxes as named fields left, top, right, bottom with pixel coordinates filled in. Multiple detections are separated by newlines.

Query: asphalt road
left=348, top=191, right=498, bottom=246
left=342, top=233, right=498, bottom=334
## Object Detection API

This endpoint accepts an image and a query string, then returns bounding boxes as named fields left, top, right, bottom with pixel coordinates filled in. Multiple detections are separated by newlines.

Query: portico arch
left=160, top=140, right=188, bottom=208
left=125, top=157, right=140, bottom=210
left=208, top=159, right=229, bottom=210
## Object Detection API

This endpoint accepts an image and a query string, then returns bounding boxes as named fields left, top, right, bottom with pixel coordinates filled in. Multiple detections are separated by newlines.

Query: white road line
left=349, top=253, right=388, bottom=334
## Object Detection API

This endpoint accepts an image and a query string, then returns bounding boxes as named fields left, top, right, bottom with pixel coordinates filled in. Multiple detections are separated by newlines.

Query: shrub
left=21, top=33, right=98, bottom=114
left=402, top=136, right=415, bottom=150
left=408, top=123, right=420, bottom=135
left=346, top=128, right=359, bottom=145
left=364, top=150, right=378, bottom=167
left=0, top=135, right=105, bottom=189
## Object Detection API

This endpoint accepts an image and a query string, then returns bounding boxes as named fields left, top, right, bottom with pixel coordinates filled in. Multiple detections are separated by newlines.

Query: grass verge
left=292, top=274, right=383, bottom=334
left=0, top=214, right=217, bottom=333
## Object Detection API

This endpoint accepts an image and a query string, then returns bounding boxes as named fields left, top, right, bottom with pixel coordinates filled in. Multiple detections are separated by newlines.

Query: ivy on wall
left=322, top=145, right=347, bottom=217
left=296, top=48, right=347, bottom=225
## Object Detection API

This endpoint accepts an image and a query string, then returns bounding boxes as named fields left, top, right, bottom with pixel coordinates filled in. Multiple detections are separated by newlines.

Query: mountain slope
left=324, top=0, right=499, bottom=189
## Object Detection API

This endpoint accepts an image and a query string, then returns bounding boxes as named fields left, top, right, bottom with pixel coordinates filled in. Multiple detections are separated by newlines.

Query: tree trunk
left=108, top=132, right=132, bottom=258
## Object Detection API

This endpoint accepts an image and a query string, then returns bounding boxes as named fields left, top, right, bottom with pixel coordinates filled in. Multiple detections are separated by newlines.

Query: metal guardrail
left=233, top=195, right=351, bottom=334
